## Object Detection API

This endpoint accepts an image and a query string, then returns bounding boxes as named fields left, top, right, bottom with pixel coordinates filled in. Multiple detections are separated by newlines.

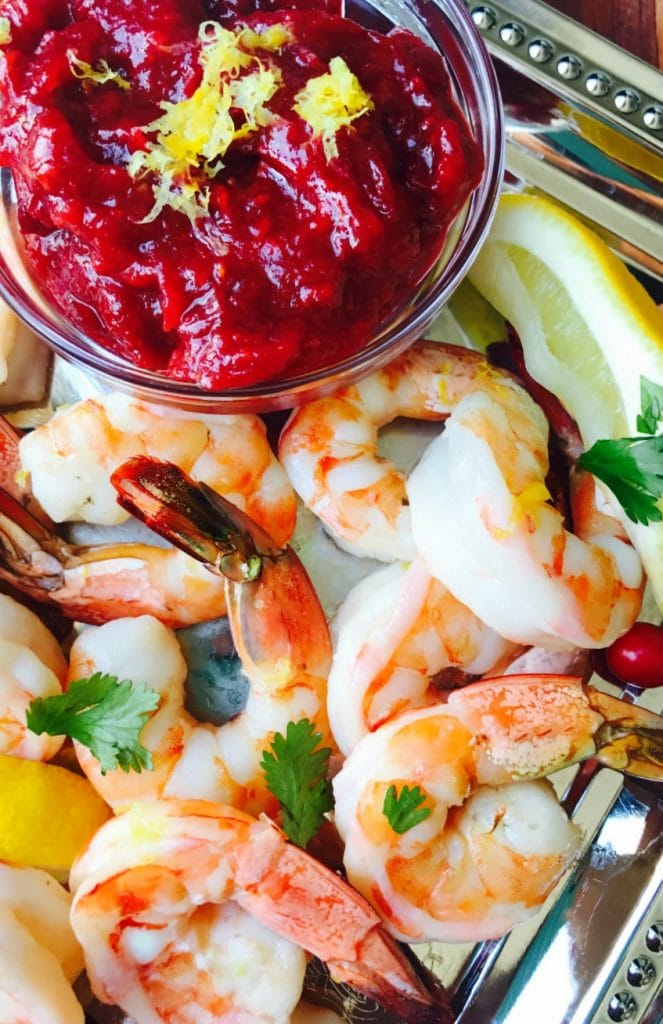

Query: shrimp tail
left=448, top=674, right=663, bottom=783
left=587, top=686, right=663, bottom=780
left=326, top=930, right=454, bottom=1024
left=0, top=487, right=65, bottom=600
left=111, top=455, right=280, bottom=582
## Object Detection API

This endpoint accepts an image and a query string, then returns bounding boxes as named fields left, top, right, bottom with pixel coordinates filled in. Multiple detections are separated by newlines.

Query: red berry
left=605, top=622, right=663, bottom=689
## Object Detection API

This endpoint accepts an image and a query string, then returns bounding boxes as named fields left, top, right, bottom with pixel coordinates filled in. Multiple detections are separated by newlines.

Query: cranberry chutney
left=0, top=0, right=482, bottom=390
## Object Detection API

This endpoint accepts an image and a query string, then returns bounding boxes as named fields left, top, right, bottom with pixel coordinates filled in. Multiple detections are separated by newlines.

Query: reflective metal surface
left=462, top=0, right=663, bottom=280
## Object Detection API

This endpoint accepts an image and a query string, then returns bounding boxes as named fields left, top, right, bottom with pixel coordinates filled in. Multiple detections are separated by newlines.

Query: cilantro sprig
left=260, top=718, right=333, bottom=849
left=637, top=376, right=663, bottom=435
left=26, top=673, right=160, bottom=774
left=382, top=784, right=431, bottom=835
left=577, top=375, right=663, bottom=526
left=578, top=436, right=663, bottom=526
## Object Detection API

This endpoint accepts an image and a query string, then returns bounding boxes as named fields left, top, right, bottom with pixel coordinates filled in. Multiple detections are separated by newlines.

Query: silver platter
left=1, top=2, right=662, bottom=1022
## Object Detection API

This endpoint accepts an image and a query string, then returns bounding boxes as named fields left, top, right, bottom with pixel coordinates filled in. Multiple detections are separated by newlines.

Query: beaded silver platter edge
left=461, top=0, right=663, bottom=284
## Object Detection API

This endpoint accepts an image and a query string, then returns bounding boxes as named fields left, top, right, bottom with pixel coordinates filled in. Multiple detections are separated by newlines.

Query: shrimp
left=0, top=593, right=67, bottom=760
left=333, top=675, right=663, bottom=943
left=19, top=394, right=296, bottom=544
left=0, top=397, right=296, bottom=625
left=328, top=558, right=519, bottom=755
left=279, top=341, right=491, bottom=561
left=69, top=800, right=451, bottom=1024
left=0, top=861, right=84, bottom=1024
left=408, top=379, right=644, bottom=648
left=69, top=609, right=331, bottom=816
left=68, top=458, right=332, bottom=814
left=0, top=485, right=229, bottom=627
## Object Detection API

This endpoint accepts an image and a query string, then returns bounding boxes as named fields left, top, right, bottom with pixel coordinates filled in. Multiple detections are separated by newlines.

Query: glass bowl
left=0, top=0, right=504, bottom=413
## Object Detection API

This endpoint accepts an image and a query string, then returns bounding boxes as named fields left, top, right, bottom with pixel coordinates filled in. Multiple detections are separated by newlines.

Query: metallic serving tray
left=1, top=3, right=662, bottom=1023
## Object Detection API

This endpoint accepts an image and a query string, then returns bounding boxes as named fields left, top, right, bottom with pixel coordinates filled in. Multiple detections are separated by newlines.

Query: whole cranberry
left=605, top=622, right=663, bottom=689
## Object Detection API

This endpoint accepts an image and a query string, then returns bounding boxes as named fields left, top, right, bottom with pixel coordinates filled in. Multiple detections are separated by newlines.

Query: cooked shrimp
left=69, top=454, right=332, bottom=813
left=69, top=800, right=449, bottom=1024
left=333, top=675, right=663, bottom=943
left=328, top=558, right=518, bottom=755
left=19, top=394, right=296, bottom=544
left=0, top=593, right=67, bottom=760
left=3, top=398, right=295, bottom=627
left=408, top=380, right=644, bottom=648
left=69, top=608, right=332, bottom=817
left=0, top=862, right=84, bottom=1024
left=0, top=484, right=229, bottom=627
left=279, top=341, right=491, bottom=561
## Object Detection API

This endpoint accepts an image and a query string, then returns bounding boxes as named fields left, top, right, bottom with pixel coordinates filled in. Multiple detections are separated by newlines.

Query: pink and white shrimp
left=279, top=341, right=492, bottom=561
left=333, top=675, right=663, bottom=943
left=328, top=557, right=518, bottom=755
left=0, top=397, right=296, bottom=627
left=69, top=800, right=451, bottom=1024
left=0, top=593, right=67, bottom=760
left=0, top=862, right=84, bottom=1024
left=69, top=605, right=331, bottom=817
left=0, top=484, right=230, bottom=627
left=19, top=394, right=296, bottom=543
left=68, top=457, right=333, bottom=815
left=408, top=379, right=644, bottom=648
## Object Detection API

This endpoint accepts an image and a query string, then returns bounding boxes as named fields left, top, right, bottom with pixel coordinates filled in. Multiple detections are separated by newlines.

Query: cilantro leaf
left=637, top=376, right=663, bottom=435
left=260, top=718, right=333, bottom=849
left=382, top=784, right=431, bottom=835
left=26, top=673, right=160, bottom=774
left=577, top=436, right=663, bottom=526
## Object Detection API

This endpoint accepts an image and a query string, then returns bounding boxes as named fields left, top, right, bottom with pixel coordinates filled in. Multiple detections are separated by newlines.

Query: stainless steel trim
left=462, top=0, right=663, bottom=149
left=460, top=0, right=663, bottom=280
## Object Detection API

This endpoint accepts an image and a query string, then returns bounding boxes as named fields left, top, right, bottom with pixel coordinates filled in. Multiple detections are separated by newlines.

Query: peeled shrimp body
left=69, top=800, right=446, bottom=1024
left=19, top=394, right=296, bottom=543
left=69, top=609, right=332, bottom=814
left=328, top=558, right=518, bottom=755
left=408, top=379, right=643, bottom=648
left=0, top=593, right=67, bottom=759
left=333, top=674, right=663, bottom=943
left=279, top=341, right=491, bottom=561
left=0, top=862, right=84, bottom=1024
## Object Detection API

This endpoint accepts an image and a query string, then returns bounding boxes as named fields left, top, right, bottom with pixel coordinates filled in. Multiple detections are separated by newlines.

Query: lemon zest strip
left=128, top=21, right=287, bottom=224
left=293, top=56, right=373, bottom=161
left=67, top=51, right=130, bottom=90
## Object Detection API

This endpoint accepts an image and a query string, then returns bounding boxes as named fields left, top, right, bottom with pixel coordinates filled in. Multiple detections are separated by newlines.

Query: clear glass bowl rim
left=0, top=0, right=504, bottom=411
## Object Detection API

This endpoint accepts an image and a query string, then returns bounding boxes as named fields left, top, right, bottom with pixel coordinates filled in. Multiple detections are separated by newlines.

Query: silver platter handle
left=463, top=0, right=663, bottom=145
left=461, top=0, right=663, bottom=280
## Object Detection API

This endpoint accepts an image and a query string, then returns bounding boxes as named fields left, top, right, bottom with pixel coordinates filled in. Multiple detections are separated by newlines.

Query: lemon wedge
left=0, top=755, right=110, bottom=877
left=468, top=193, right=663, bottom=608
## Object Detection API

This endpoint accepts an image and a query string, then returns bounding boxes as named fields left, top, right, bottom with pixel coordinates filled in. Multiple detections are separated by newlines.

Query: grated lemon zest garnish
left=293, top=56, right=373, bottom=162
left=0, top=17, right=11, bottom=45
left=128, top=21, right=287, bottom=223
left=511, top=481, right=552, bottom=528
left=238, top=23, right=292, bottom=53
left=67, top=51, right=130, bottom=90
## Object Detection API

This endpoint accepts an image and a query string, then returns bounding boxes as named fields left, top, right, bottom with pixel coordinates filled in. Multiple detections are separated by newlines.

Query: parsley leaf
left=577, top=436, right=663, bottom=526
left=26, top=673, right=160, bottom=774
left=260, top=718, right=333, bottom=849
left=637, top=376, right=663, bottom=435
left=382, top=783, right=431, bottom=835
